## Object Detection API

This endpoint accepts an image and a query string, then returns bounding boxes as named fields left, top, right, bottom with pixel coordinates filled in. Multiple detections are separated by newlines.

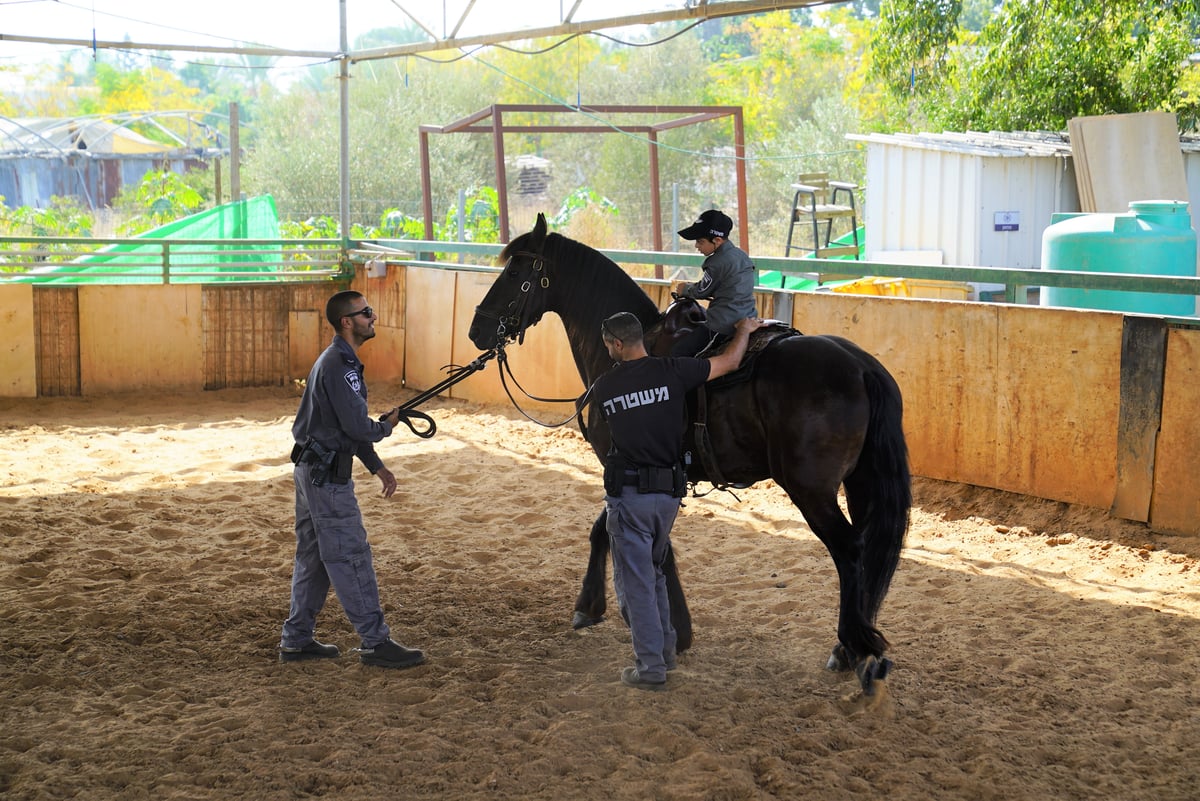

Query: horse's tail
left=848, top=365, right=912, bottom=637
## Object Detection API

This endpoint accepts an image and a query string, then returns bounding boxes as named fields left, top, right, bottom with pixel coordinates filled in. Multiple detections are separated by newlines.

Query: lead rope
left=379, top=349, right=499, bottom=438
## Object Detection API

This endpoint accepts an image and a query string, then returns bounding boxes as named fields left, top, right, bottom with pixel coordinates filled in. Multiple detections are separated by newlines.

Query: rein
left=495, top=344, right=593, bottom=429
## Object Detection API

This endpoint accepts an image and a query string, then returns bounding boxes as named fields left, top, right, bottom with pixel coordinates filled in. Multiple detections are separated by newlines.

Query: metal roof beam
left=351, top=0, right=834, bottom=62
left=449, top=0, right=480, bottom=39
left=0, top=33, right=337, bottom=59
left=1, top=1, right=835, bottom=62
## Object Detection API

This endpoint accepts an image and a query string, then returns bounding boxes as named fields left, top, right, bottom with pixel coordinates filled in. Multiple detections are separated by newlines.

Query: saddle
left=648, top=296, right=800, bottom=360
left=698, top=322, right=800, bottom=390
left=652, top=297, right=803, bottom=492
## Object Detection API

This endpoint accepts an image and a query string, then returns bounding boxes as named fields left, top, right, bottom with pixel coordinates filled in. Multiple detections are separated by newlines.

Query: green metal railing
left=3, top=236, right=1198, bottom=325
left=362, top=238, right=1200, bottom=321
left=0, top=237, right=346, bottom=284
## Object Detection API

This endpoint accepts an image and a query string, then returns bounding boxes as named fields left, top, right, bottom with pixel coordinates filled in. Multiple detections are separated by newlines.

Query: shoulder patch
left=344, top=370, right=362, bottom=394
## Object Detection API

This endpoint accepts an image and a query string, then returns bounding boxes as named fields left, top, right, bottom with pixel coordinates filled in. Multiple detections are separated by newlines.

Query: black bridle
left=381, top=249, right=585, bottom=438
left=475, top=248, right=594, bottom=429
left=472, top=250, right=549, bottom=346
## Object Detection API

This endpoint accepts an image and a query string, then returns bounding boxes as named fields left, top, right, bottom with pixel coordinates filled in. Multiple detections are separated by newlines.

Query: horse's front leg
left=572, top=509, right=609, bottom=629
left=571, top=510, right=694, bottom=654
left=663, top=543, right=693, bottom=653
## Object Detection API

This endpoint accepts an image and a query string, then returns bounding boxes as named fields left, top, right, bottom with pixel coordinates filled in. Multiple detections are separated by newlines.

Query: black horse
left=469, top=214, right=911, bottom=694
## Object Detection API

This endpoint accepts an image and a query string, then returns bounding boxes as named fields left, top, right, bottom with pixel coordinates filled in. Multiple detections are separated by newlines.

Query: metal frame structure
left=3, top=0, right=832, bottom=240
left=419, top=104, right=748, bottom=253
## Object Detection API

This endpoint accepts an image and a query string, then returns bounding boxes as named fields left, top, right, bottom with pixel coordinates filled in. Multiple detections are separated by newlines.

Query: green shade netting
left=18, top=195, right=284, bottom=284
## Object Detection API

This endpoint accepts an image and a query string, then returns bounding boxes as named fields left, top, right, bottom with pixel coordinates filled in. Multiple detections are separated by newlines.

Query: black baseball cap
left=678, top=209, right=733, bottom=241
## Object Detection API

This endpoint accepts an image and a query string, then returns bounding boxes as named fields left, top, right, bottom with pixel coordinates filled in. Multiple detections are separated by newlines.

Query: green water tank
left=1041, top=200, right=1197, bottom=316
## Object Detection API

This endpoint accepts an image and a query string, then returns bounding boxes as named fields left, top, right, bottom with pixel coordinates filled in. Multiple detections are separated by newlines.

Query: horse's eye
left=508, top=267, right=519, bottom=278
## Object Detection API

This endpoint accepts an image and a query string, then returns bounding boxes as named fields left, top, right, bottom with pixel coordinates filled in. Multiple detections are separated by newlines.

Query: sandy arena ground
left=2, top=384, right=1198, bottom=800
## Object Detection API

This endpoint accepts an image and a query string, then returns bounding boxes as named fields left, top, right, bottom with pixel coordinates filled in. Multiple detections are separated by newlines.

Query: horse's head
left=469, top=213, right=554, bottom=349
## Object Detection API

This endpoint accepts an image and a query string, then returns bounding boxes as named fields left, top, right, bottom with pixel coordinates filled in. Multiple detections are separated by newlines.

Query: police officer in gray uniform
left=279, top=290, right=425, bottom=669
left=672, top=209, right=758, bottom=357
left=594, top=311, right=765, bottom=690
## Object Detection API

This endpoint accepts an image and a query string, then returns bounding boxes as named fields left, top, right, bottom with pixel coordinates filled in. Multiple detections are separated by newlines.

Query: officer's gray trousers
left=281, top=462, right=390, bottom=649
left=606, top=487, right=680, bottom=682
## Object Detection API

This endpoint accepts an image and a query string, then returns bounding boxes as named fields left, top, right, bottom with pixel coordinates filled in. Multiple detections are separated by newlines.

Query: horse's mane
left=501, top=227, right=661, bottom=385
left=516, top=229, right=659, bottom=325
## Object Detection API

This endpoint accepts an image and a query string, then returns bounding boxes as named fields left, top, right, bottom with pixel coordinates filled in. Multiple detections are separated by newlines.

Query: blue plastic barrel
left=1041, top=200, right=1197, bottom=316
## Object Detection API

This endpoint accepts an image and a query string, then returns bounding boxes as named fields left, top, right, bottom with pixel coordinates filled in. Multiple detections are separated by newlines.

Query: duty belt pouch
left=637, top=466, right=678, bottom=495
left=602, top=461, right=626, bottom=496
left=671, top=462, right=687, bottom=498
left=331, top=452, right=353, bottom=484
left=298, top=440, right=335, bottom=486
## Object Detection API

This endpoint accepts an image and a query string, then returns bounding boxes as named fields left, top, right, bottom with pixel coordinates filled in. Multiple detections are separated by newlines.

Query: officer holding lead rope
left=279, top=289, right=425, bottom=670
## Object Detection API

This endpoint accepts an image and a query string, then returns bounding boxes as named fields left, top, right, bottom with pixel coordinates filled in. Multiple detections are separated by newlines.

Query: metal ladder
left=784, top=172, right=860, bottom=259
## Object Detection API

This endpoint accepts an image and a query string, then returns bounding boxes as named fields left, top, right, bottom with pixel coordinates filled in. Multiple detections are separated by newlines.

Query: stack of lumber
left=1068, top=111, right=1190, bottom=212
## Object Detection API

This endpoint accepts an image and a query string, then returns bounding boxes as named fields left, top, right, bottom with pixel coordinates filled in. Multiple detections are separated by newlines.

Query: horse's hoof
left=825, top=643, right=853, bottom=673
left=854, top=655, right=893, bottom=695
left=572, top=611, right=604, bottom=630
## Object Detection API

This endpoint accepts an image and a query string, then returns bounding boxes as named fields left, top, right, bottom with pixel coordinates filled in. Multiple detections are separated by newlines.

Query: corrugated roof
left=847, top=130, right=1074, bottom=158
left=0, top=117, right=173, bottom=156
left=849, top=129, right=1200, bottom=157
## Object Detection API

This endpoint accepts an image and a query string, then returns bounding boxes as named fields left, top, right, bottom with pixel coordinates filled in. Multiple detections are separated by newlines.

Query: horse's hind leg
left=794, top=493, right=888, bottom=690
left=572, top=509, right=610, bottom=629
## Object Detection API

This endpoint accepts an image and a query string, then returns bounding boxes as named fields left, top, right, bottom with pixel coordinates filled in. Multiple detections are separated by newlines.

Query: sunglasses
left=344, top=306, right=374, bottom=319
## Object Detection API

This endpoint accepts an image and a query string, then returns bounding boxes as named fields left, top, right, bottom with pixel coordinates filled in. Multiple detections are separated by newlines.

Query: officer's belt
left=619, top=466, right=683, bottom=495
left=290, top=440, right=352, bottom=485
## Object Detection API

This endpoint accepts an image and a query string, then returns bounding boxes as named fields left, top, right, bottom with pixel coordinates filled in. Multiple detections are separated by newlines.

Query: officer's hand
left=381, top=407, right=401, bottom=428
left=735, top=316, right=768, bottom=335
left=376, top=466, right=397, bottom=498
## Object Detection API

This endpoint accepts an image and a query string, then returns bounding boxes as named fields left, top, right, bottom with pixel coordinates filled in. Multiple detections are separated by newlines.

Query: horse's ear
left=533, top=213, right=548, bottom=243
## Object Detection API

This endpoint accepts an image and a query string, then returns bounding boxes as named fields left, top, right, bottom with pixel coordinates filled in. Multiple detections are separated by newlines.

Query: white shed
left=846, top=131, right=1080, bottom=275
left=849, top=129, right=1200, bottom=263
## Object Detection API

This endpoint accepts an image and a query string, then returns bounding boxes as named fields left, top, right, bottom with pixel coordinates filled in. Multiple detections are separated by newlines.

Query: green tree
left=241, top=51, right=504, bottom=231
left=869, top=0, right=962, bottom=101
left=707, top=11, right=851, bottom=141
left=959, top=0, right=998, bottom=31
left=872, top=0, right=1200, bottom=132
left=177, top=56, right=271, bottom=130
left=80, top=62, right=203, bottom=116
